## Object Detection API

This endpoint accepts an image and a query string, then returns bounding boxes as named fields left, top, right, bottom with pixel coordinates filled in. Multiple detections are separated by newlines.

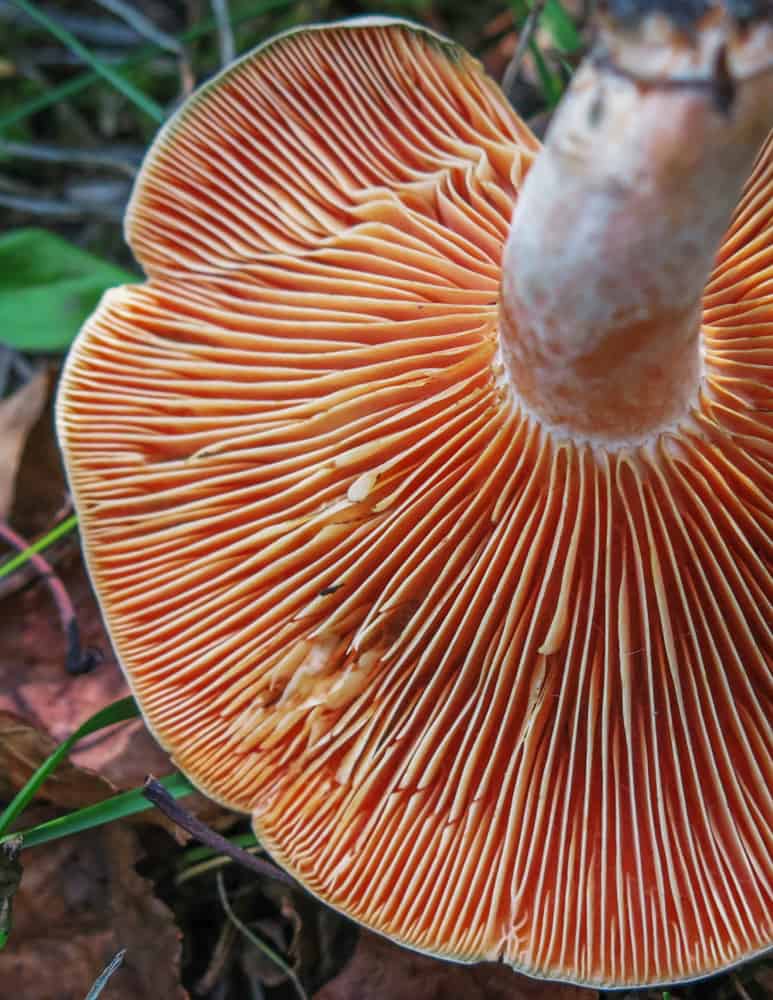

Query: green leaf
left=529, top=38, right=563, bottom=106
left=0, top=229, right=138, bottom=352
left=0, top=696, right=140, bottom=837
left=507, top=0, right=530, bottom=22
left=540, top=0, right=582, bottom=55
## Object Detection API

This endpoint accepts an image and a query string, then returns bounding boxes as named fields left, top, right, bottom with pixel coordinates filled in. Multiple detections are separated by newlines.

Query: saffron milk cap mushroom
left=57, top=2, right=772, bottom=989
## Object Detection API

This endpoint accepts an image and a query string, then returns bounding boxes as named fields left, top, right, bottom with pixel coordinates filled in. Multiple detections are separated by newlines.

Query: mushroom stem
left=499, top=6, right=773, bottom=445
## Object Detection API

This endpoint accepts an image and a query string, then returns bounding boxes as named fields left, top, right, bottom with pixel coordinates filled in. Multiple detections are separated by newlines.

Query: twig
left=93, top=0, right=181, bottom=54
left=141, top=777, right=297, bottom=890
left=93, top=0, right=194, bottom=95
left=502, top=0, right=548, bottom=100
left=176, top=847, right=262, bottom=885
left=211, top=0, right=235, bottom=66
left=731, top=973, right=754, bottom=1000
left=0, top=140, right=141, bottom=177
left=15, top=47, right=127, bottom=68
left=0, top=521, right=102, bottom=675
left=0, top=512, right=78, bottom=581
left=0, top=191, right=125, bottom=222
left=216, top=870, right=308, bottom=1000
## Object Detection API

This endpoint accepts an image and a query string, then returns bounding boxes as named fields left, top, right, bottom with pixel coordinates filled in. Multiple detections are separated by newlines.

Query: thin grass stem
left=0, top=513, right=78, bottom=580
left=0, top=0, right=292, bottom=131
left=216, top=871, right=308, bottom=1000
left=0, top=696, right=139, bottom=836
left=0, top=772, right=195, bottom=849
left=11, top=0, right=166, bottom=122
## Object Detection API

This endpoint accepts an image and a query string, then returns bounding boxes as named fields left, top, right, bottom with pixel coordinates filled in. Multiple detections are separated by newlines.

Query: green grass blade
left=11, top=0, right=165, bottom=123
left=0, top=772, right=195, bottom=850
left=0, top=513, right=78, bottom=580
left=540, top=0, right=582, bottom=54
left=0, top=696, right=139, bottom=836
left=530, top=37, right=563, bottom=105
left=84, top=950, right=126, bottom=1000
left=0, top=75, right=101, bottom=132
left=177, top=831, right=258, bottom=868
left=0, top=0, right=292, bottom=132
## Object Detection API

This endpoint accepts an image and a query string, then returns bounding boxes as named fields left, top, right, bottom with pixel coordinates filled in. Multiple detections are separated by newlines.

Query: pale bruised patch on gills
left=57, top=18, right=772, bottom=991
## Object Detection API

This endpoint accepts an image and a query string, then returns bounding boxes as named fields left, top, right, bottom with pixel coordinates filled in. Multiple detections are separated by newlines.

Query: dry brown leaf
left=0, top=562, right=173, bottom=790
left=0, top=571, right=229, bottom=835
left=0, top=368, right=47, bottom=519
left=0, top=837, right=22, bottom=944
left=315, top=930, right=597, bottom=1000
left=754, top=966, right=773, bottom=996
left=8, top=362, right=69, bottom=539
left=0, top=364, right=170, bottom=793
left=480, top=9, right=517, bottom=82
left=0, top=710, right=116, bottom=808
left=0, top=368, right=228, bottom=825
left=260, top=880, right=357, bottom=994
left=0, top=819, right=188, bottom=999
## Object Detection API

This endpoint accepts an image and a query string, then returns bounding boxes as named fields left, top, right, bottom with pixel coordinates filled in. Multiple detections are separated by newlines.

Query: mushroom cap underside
left=56, top=19, right=773, bottom=989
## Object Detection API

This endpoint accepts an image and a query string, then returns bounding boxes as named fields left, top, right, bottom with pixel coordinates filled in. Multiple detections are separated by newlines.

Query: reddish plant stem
left=0, top=520, right=102, bottom=675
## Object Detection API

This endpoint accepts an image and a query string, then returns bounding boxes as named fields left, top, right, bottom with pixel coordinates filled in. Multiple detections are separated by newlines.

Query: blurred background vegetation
left=0, top=0, right=588, bottom=357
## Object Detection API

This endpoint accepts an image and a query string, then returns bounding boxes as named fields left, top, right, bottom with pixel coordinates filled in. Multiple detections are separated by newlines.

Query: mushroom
left=56, top=4, right=772, bottom=989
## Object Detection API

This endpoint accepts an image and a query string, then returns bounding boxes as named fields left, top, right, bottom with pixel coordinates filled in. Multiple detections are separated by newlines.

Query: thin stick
left=142, top=777, right=297, bottom=889
left=92, top=0, right=194, bottom=95
left=0, top=521, right=101, bottom=675
left=502, top=0, right=548, bottom=99
left=731, top=973, right=754, bottom=1000
left=195, top=917, right=238, bottom=995
left=93, top=0, right=182, bottom=54
left=0, top=190, right=125, bottom=221
left=212, top=0, right=236, bottom=66
left=0, top=140, right=140, bottom=176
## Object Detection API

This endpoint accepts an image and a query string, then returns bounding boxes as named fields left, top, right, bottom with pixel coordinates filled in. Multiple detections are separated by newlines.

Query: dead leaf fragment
left=0, top=370, right=228, bottom=823
left=0, top=837, right=22, bottom=946
left=0, top=559, right=173, bottom=790
left=0, top=368, right=47, bottom=519
left=315, top=930, right=597, bottom=1000
left=0, top=821, right=188, bottom=1000
left=0, top=710, right=116, bottom=809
